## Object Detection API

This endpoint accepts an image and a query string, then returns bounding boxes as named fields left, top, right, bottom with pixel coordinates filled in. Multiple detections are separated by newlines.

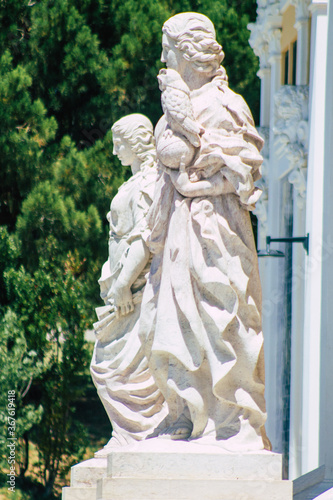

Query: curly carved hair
left=111, top=114, right=156, bottom=169
left=162, top=12, right=227, bottom=81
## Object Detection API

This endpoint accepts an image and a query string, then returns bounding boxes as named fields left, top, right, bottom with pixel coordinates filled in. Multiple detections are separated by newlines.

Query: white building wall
left=249, top=0, right=331, bottom=482
left=319, top=0, right=333, bottom=481
left=302, top=0, right=327, bottom=475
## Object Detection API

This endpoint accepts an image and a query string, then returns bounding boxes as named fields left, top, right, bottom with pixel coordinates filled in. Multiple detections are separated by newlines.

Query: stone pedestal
left=62, top=457, right=107, bottom=500
left=62, top=440, right=292, bottom=499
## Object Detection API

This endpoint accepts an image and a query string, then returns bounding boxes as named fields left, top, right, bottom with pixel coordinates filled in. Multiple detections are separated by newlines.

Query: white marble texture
left=95, top=442, right=292, bottom=500
left=62, top=444, right=292, bottom=500
left=70, top=457, right=107, bottom=487
left=139, top=12, right=270, bottom=452
left=106, top=439, right=282, bottom=480
left=96, top=443, right=292, bottom=500
left=97, top=477, right=292, bottom=500
left=90, top=114, right=167, bottom=453
left=62, top=486, right=97, bottom=500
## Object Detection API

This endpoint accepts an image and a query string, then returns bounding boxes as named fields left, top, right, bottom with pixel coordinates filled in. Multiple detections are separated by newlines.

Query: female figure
left=91, top=114, right=167, bottom=454
left=140, top=13, right=270, bottom=451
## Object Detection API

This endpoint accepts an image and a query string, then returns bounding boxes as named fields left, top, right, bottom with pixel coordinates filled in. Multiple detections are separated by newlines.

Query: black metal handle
left=257, top=233, right=309, bottom=257
left=266, top=234, right=309, bottom=254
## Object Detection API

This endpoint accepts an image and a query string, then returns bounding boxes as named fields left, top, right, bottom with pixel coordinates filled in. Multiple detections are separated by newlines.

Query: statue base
left=62, top=439, right=292, bottom=499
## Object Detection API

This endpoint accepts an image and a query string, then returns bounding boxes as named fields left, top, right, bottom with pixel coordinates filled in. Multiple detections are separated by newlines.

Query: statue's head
left=162, top=13, right=225, bottom=76
left=111, top=114, right=156, bottom=168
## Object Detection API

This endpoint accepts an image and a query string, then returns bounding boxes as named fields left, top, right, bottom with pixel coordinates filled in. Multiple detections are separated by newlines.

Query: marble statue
left=139, top=12, right=271, bottom=451
left=158, top=67, right=205, bottom=148
left=61, top=15, right=294, bottom=500
left=90, top=114, right=167, bottom=454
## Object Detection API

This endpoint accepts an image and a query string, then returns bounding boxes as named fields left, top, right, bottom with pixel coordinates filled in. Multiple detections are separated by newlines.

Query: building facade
left=248, top=0, right=333, bottom=489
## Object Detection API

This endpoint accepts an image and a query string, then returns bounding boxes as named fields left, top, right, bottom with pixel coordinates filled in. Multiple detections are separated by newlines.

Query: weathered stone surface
left=97, top=477, right=292, bottom=500
left=138, top=11, right=269, bottom=451
left=90, top=114, right=167, bottom=453
left=63, top=446, right=292, bottom=500
left=70, top=457, right=107, bottom=488
left=62, top=486, right=96, bottom=500
left=106, top=440, right=282, bottom=481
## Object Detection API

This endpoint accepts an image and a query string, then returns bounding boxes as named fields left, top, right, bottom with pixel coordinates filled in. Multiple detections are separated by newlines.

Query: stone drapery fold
left=139, top=77, right=267, bottom=446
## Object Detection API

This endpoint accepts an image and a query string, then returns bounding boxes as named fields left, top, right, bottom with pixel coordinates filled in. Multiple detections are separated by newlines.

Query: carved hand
left=113, top=281, right=134, bottom=318
left=169, top=165, right=235, bottom=198
left=112, top=238, right=150, bottom=318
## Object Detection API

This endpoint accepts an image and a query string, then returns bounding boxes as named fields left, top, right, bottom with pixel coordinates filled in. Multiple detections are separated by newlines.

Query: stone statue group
left=90, top=12, right=271, bottom=455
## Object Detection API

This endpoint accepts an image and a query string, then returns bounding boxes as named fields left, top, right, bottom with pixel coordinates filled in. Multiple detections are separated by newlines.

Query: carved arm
left=110, top=238, right=150, bottom=317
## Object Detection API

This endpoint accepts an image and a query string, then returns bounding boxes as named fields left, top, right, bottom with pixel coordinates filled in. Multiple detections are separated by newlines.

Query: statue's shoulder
left=216, top=84, right=255, bottom=127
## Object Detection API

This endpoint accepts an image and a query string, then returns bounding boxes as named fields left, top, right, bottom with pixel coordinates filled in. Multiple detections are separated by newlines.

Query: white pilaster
left=289, top=201, right=306, bottom=480
left=268, top=30, right=282, bottom=114
left=272, top=83, right=309, bottom=478
left=319, top=0, right=333, bottom=481
left=302, top=0, right=328, bottom=476
left=264, top=26, right=284, bottom=454
left=294, top=0, right=311, bottom=85
left=257, top=44, right=271, bottom=127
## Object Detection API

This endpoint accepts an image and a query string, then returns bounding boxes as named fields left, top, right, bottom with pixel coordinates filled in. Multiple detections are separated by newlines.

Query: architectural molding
left=273, top=85, right=309, bottom=208
left=258, top=126, right=270, bottom=159
left=254, top=127, right=270, bottom=231
left=288, top=169, right=307, bottom=208
left=267, top=28, right=282, bottom=61
left=292, top=0, right=311, bottom=24
left=258, top=44, right=270, bottom=72
left=308, top=0, right=328, bottom=15
left=249, top=1, right=282, bottom=68
left=248, top=0, right=331, bottom=481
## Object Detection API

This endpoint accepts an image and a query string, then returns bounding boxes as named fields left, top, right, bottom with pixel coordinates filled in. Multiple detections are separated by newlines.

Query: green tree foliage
left=0, top=50, right=57, bottom=228
left=0, top=0, right=260, bottom=496
left=0, top=307, right=43, bottom=477
left=16, top=181, right=102, bottom=298
left=3, top=238, right=91, bottom=495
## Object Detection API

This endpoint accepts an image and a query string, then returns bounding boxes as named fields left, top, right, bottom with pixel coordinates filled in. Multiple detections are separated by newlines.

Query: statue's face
left=161, top=34, right=185, bottom=74
left=112, top=134, right=135, bottom=166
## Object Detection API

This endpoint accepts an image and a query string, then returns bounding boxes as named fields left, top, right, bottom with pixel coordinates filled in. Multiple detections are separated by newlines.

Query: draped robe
left=139, top=75, right=270, bottom=449
left=90, top=166, right=167, bottom=446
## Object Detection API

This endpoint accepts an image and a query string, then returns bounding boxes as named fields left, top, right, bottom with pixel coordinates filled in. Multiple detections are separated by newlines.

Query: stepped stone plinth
left=62, top=440, right=293, bottom=500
